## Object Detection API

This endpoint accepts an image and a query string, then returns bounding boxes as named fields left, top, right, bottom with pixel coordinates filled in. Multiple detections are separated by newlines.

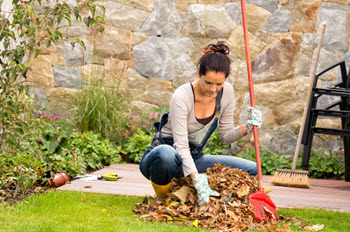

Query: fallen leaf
left=192, top=220, right=199, bottom=228
left=263, top=206, right=276, bottom=219
left=84, top=186, right=92, bottom=188
left=294, top=220, right=303, bottom=226
left=237, top=184, right=250, bottom=197
left=81, top=198, right=86, bottom=202
left=283, top=224, right=291, bottom=231
left=172, top=186, right=191, bottom=203
left=304, top=224, right=325, bottom=231
left=167, top=201, right=180, bottom=208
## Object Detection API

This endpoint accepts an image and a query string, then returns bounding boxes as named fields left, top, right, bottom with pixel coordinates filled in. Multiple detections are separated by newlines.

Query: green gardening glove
left=244, top=107, right=263, bottom=134
left=192, top=173, right=220, bottom=205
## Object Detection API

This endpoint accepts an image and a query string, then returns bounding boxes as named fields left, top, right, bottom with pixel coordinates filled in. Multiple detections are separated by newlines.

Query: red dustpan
left=240, top=0, right=278, bottom=221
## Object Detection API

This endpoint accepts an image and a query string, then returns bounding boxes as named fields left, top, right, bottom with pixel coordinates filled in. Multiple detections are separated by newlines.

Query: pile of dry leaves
left=133, top=163, right=325, bottom=231
left=134, top=163, right=276, bottom=231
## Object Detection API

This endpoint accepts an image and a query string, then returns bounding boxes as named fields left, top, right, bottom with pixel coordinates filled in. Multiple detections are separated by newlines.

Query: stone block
left=318, top=8, right=350, bottom=53
left=172, top=54, right=197, bottom=89
left=227, top=25, right=266, bottom=61
left=64, top=39, right=92, bottom=66
left=27, top=87, right=48, bottom=111
left=143, top=79, right=174, bottom=106
left=185, top=4, right=234, bottom=38
left=53, top=65, right=82, bottom=89
left=289, top=0, right=322, bottom=33
left=295, top=52, right=312, bottom=77
left=258, top=125, right=298, bottom=155
left=245, top=4, right=271, bottom=34
left=132, top=31, right=149, bottom=47
left=27, top=55, right=54, bottom=88
left=264, top=6, right=292, bottom=33
left=141, top=0, right=182, bottom=38
left=223, top=2, right=241, bottom=29
left=133, top=37, right=174, bottom=80
left=246, top=0, right=279, bottom=12
left=95, top=1, right=150, bottom=31
left=299, top=33, right=316, bottom=58
left=273, top=100, right=304, bottom=125
left=164, top=37, right=194, bottom=59
left=117, top=0, right=154, bottom=12
left=252, top=32, right=302, bottom=83
left=92, top=25, right=132, bottom=60
left=127, top=68, right=148, bottom=90
left=254, top=79, right=298, bottom=107
left=175, top=0, right=196, bottom=12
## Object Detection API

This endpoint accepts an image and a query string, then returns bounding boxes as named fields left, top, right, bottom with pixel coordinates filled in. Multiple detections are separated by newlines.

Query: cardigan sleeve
left=218, top=83, right=245, bottom=144
left=169, top=87, right=198, bottom=177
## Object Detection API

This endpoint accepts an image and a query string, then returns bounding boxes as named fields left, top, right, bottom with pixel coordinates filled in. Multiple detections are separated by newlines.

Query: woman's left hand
left=244, top=107, right=262, bottom=134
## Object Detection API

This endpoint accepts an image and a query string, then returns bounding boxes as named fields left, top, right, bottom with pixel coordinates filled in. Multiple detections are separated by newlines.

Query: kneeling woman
left=139, top=41, right=261, bottom=205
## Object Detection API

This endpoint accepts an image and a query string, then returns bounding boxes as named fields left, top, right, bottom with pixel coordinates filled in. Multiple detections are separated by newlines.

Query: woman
left=139, top=41, right=261, bottom=205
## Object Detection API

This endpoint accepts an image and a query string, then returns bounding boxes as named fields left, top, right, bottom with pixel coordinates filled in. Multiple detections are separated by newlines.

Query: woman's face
left=198, top=70, right=226, bottom=97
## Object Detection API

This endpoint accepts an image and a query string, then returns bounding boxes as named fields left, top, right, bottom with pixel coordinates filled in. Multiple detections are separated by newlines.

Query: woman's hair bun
left=202, top=41, right=229, bottom=55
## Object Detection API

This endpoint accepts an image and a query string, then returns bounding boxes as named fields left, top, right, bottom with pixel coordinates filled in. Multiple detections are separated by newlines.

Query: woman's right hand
left=244, top=107, right=262, bottom=134
left=192, top=173, right=220, bottom=205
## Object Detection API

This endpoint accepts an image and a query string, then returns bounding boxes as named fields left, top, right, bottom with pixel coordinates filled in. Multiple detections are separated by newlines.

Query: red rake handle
left=241, top=0, right=263, bottom=190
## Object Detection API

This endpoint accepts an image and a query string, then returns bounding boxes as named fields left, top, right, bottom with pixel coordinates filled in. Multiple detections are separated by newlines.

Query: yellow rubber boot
left=151, top=180, right=172, bottom=198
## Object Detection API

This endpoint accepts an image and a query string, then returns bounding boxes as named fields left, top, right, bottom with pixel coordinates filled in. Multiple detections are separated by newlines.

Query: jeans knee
left=151, top=145, right=178, bottom=167
left=247, top=163, right=257, bottom=176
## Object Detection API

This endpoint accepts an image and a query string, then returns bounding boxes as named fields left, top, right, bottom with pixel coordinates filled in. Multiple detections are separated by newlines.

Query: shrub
left=308, top=150, right=345, bottom=179
left=67, top=131, right=121, bottom=170
left=120, top=128, right=153, bottom=163
left=0, top=0, right=105, bottom=196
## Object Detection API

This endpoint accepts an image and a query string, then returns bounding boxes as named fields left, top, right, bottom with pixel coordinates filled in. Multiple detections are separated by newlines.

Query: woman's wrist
left=190, top=172, right=199, bottom=180
left=240, top=124, right=248, bottom=135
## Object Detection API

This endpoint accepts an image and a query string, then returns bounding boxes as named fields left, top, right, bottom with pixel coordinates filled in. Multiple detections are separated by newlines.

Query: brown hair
left=196, top=41, right=232, bottom=78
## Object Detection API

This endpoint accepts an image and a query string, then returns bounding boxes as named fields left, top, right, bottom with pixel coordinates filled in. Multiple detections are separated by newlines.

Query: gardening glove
left=192, top=173, right=220, bottom=205
left=244, top=107, right=262, bottom=134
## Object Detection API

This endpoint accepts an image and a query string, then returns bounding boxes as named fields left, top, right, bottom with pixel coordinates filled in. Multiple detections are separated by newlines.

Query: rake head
left=250, top=188, right=279, bottom=222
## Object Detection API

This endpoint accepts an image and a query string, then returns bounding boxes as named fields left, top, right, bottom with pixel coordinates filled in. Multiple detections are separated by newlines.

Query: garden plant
left=0, top=0, right=106, bottom=199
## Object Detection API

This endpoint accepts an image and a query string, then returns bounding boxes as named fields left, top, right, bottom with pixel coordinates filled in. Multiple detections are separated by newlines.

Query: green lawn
left=0, top=190, right=349, bottom=232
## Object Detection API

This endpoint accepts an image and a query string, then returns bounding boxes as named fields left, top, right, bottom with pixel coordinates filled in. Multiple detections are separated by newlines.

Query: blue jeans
left=139, top=144, right=257, bottom=185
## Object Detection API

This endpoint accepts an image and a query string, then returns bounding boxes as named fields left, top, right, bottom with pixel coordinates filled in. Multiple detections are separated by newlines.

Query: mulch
left=0, top=186, right=48, bottom=205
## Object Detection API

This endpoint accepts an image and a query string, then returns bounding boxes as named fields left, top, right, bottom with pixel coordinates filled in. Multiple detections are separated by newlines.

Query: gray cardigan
left=160, top=82, right=244, bottom=177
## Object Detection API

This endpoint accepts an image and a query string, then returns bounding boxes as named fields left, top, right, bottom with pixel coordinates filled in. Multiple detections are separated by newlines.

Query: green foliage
left=1, top=117, right=121, bottom=193
left=120, top=128, right=153, bottom=163
left=67, top=131, right=121, bottom=170
left=68, top=77, right=130, bottom=145
left=0, top=0, right=105, bottom=196
left=203, top=129, right=230, bottom=155
left=236, top=149, right=291, bottom=175
left=308, top=150, right=345, bottom=179
left=236, top=149, right=345, bottom=179
left=39, top=117, right=73, bottom=154
left=0, top=151, right=46, bottom=193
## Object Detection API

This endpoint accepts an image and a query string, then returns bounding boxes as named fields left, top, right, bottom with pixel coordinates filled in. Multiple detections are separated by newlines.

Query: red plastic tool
left=240, top=0, right=279, bottom=221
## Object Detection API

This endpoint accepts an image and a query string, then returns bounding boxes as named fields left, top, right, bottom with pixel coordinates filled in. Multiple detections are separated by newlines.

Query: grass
left=67, top=75, right=130, bottom=146
left=0, top=190, right=349, bottom=232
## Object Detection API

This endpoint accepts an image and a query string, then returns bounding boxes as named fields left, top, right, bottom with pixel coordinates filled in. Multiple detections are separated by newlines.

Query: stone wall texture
left=27, top=0, right=350, bottom=156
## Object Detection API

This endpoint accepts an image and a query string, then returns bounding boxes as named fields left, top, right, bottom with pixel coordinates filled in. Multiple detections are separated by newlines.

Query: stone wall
left=27, top=0, right=350, bottom=156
